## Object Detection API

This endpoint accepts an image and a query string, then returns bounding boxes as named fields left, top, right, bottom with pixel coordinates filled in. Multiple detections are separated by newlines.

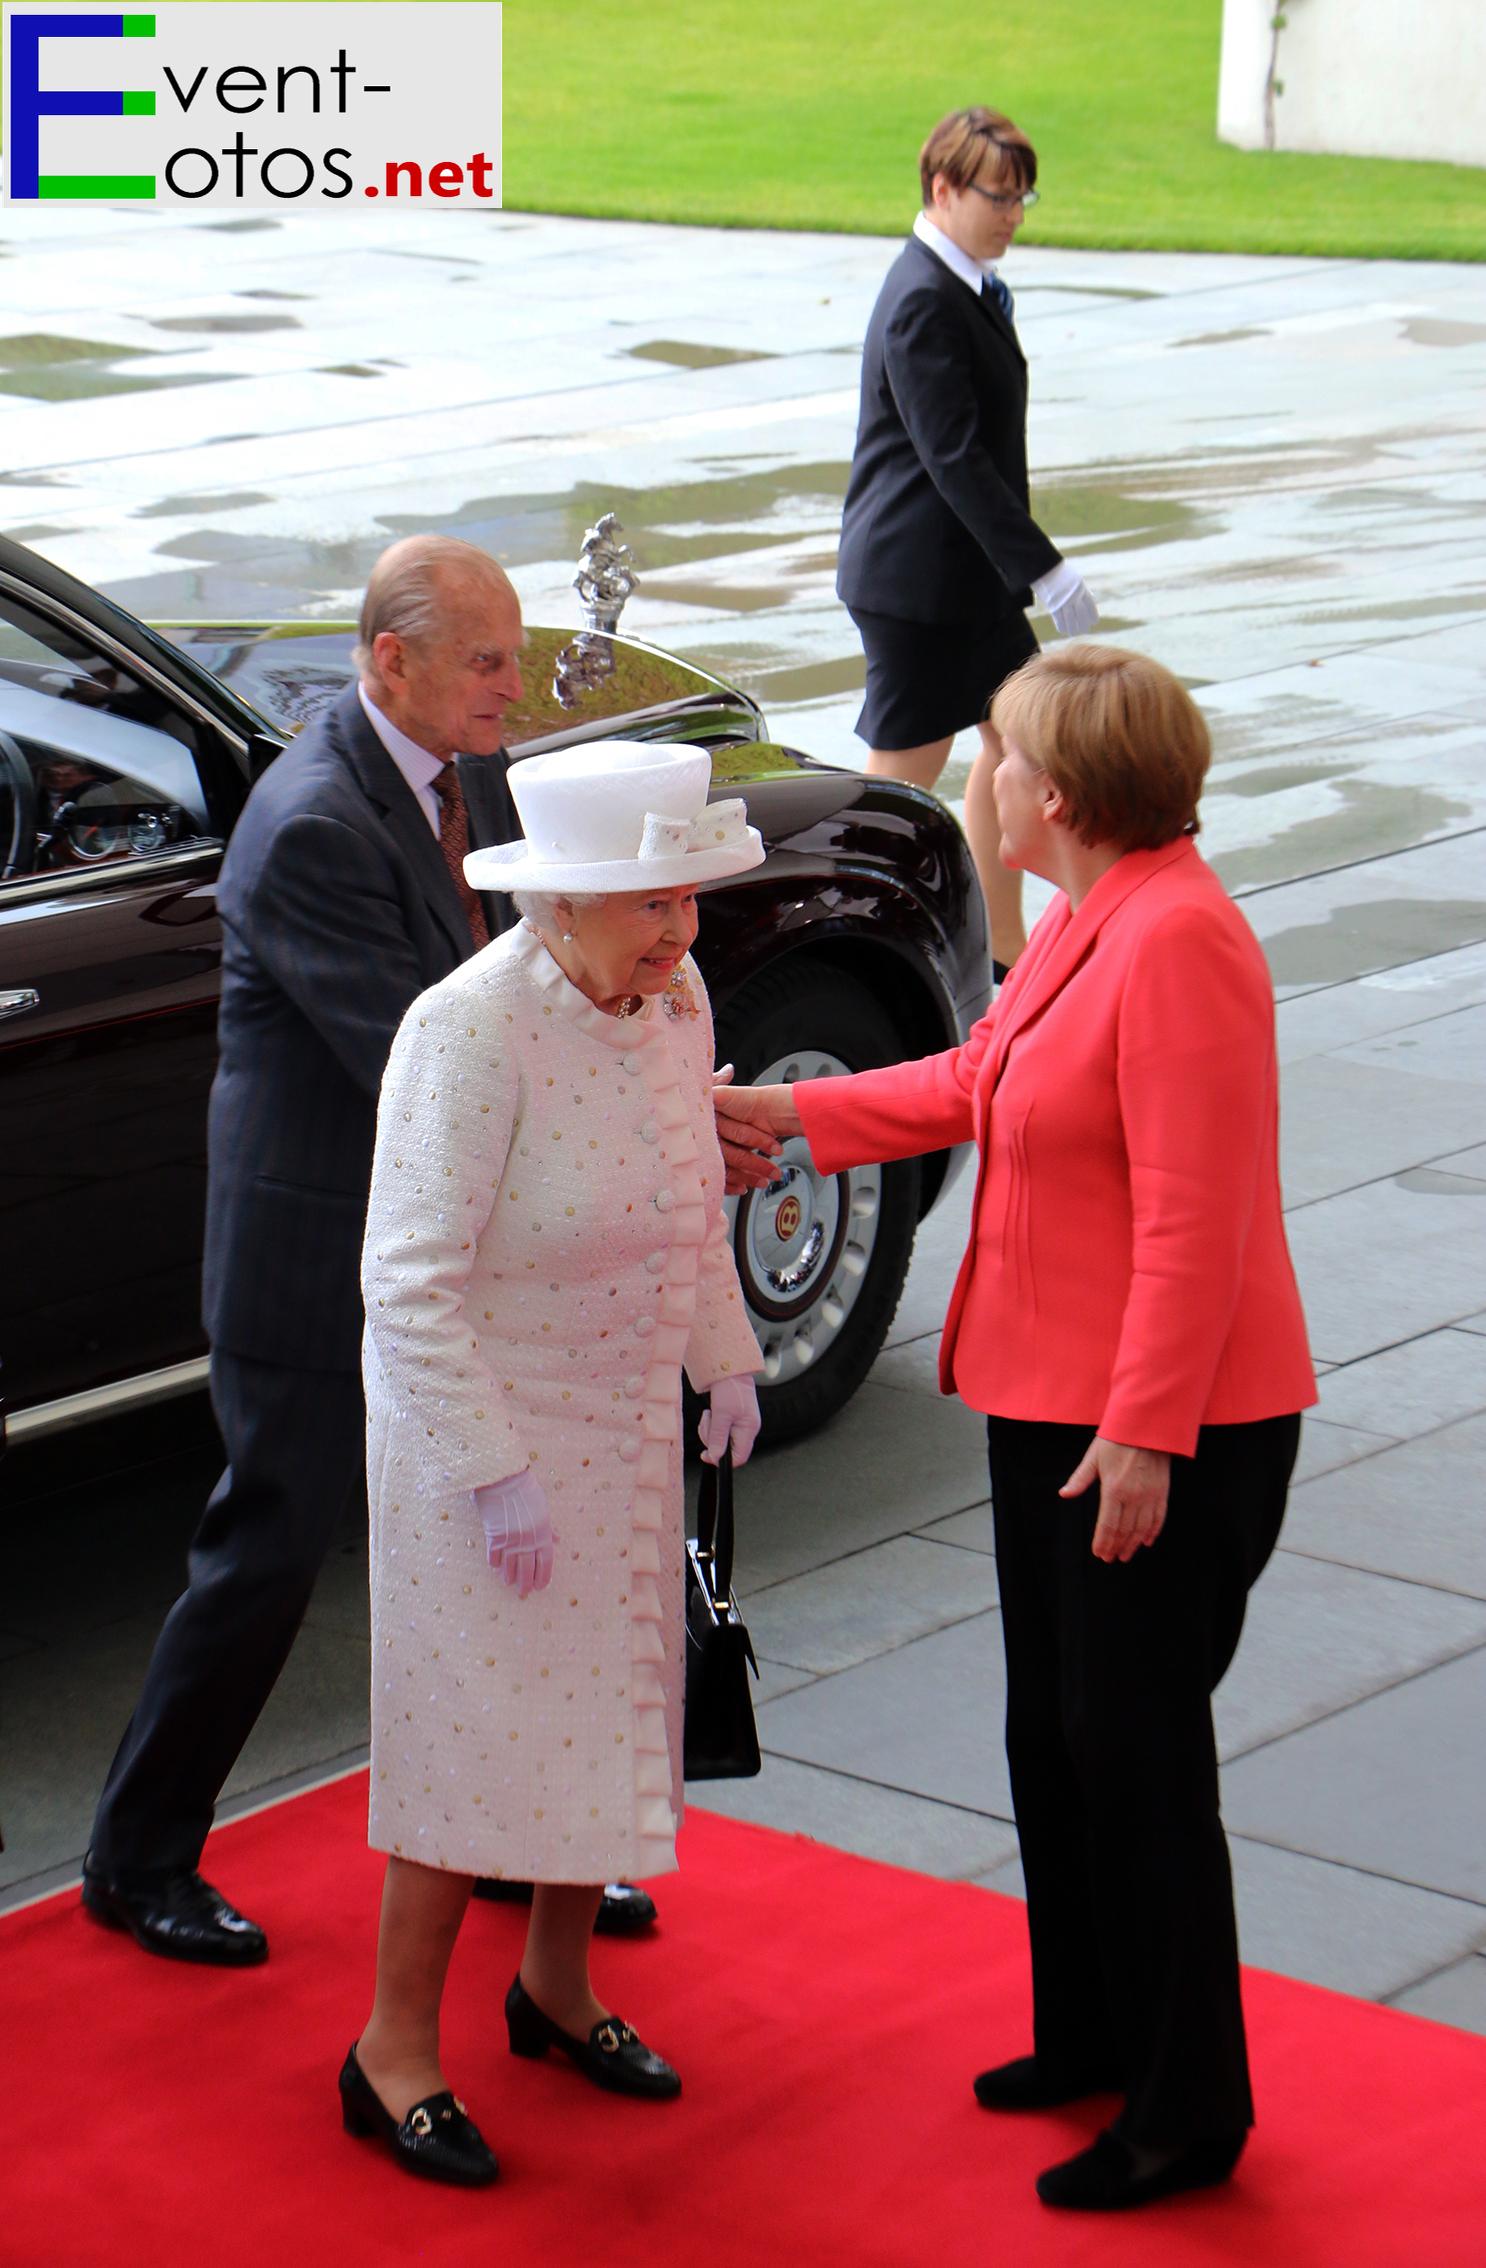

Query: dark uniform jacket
left=203, top=684, right=520, bottom=1374
left=836, top=233, right=1061, bottom=627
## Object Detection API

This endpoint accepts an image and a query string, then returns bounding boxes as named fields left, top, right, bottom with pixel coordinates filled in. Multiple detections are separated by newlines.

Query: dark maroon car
left=0, top=532, right=988, bottom=1455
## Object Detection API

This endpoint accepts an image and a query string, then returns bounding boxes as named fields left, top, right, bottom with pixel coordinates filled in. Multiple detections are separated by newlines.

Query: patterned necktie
left=432, top=762, right=490, bottom=951
left=985, top=271, right=1014, bottom=322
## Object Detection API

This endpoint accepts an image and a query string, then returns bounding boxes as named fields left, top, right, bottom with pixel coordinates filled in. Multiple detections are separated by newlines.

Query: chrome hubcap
left=727, top=1049, right=882, bottom=1382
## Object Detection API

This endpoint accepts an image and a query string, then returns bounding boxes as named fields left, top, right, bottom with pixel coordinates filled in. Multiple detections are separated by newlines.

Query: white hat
left=464, top=739, right=765, bottom=894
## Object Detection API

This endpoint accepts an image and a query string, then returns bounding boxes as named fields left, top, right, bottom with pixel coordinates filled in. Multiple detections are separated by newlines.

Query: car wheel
left=712, top=962, right=921, bottom=1446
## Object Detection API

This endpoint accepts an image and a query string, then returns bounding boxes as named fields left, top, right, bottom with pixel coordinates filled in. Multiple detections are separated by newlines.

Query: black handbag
left=682, top=1444, right=761, bottom=1780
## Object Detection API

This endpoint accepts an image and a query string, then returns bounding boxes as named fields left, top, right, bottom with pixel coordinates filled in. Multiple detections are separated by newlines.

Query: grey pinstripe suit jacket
left=203, top=684, right=521, bottom=1374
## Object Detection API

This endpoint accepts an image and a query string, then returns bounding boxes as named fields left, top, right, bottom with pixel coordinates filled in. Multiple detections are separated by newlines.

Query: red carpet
left=5, top=1773, right=1485, bottom=2267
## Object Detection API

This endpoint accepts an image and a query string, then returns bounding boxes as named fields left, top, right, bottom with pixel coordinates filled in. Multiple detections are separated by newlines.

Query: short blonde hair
left=990, top=645, right=1210, bottom=851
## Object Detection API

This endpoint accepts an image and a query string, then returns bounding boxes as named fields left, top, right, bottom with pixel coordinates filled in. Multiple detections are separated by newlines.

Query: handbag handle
left=695, top=1442, right=735, bottom=1605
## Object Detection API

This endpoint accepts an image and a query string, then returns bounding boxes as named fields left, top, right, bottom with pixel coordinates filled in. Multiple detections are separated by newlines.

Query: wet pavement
left=2, top=211, right=1484, bottom=2036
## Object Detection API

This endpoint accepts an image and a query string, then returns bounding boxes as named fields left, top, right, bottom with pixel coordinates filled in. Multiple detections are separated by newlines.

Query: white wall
left=1218, top=0, right=1486, bottom=169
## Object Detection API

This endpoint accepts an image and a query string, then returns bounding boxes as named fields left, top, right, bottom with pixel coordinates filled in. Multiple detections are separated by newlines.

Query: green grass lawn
left=504, top=0, right=1486, bottom=261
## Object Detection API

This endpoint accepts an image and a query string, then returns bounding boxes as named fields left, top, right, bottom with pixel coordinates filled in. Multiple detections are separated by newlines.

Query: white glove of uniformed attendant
left=475, top=1470, right=554, bottom=1598
left=1031, top=560, right=1099, bottom=637
left=697, top=1375, right=761, bottom=1467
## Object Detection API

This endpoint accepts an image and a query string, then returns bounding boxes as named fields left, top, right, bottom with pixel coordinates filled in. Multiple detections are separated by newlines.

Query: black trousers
left=987, top=1412, right=1300, bottom=2147
left=90, top=1349, right=365, bottom=1879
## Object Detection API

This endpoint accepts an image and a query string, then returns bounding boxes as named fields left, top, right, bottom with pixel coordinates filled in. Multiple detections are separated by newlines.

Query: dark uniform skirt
left=849, top=604, right=1040, bottom=752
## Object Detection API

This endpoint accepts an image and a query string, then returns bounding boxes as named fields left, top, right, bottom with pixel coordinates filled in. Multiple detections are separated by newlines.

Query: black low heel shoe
left=973, top=2054, right=1123, bottom=2111
left=338, top=2044, right=498, bottom=2187
left=504, top=1975, right=680, bottom=2099
left=1036, top=2127, right=1246, bottom=2211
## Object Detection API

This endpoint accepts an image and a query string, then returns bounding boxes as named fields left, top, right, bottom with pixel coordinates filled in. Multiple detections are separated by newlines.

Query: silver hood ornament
left=554, top=512, right=640, bottom=710
left=572, top=511, right=639, bottom=632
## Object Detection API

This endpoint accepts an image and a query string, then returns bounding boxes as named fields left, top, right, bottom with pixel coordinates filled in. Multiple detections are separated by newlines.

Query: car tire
left=709, top=960, right=922, bottom=1447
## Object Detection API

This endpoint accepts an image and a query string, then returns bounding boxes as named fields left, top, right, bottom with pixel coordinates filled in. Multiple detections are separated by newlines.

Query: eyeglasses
left=966, top=183, right=1039, bottom=212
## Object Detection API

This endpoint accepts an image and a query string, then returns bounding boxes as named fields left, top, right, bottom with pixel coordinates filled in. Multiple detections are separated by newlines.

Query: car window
left=0, top=588, right=222, bottom=884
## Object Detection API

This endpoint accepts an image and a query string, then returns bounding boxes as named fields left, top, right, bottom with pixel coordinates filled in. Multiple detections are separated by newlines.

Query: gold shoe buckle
left=409, top=2107, right=433, bottom=2137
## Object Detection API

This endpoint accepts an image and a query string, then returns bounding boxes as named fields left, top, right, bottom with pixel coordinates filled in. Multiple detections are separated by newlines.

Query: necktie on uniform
left=985, top=271, right=1015, bottom=322
left=432, top=761, right=490, bottom=951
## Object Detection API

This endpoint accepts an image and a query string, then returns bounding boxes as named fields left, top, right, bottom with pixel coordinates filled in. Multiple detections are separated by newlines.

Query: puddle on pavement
left=1400, top=320, right=1486, bottom=348
left=0, top=330, right=230, bottom=401
left=1019, top=282, right=1161, bottom=302
left=1029, top=479, right=1217, bottom=554
left=378, top=463, right=851, bottom=575
left=624, top=341, right=776, bottom=369
left=1213, top=780, right=1473, bottom=891
left=1172, top=327, right=1271, bottom=349
left=147, top=313, right=302, bottom=335
left=1209, top=759, right=1356, bottom=800
left=1259, top=898, right=1486, bottom=987
left=690, top=651, right=866, bottom=706
left=135, top=490, right=275, bottom=519
left=1395, top=1167, right=1486, bottom=1196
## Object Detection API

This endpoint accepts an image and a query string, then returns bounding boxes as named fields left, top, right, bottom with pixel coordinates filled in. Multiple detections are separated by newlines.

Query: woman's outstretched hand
left=712, top=1071, right=803, bottom=1193
left=1060, top=1436, right=1170, bottom=1563
left=475, top=1470, right=554, bottom=1598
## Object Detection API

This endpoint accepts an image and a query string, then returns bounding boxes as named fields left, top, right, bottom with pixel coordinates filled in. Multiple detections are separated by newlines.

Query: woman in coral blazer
left=718, top=646, right=1315, bottom=2214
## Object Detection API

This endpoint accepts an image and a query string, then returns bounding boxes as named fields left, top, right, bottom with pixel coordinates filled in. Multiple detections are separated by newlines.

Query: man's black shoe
left=471, top=1878, right=658, bottom=1935
left=1036, top=2127, right=1246, bottom=2210
left=973, top=2053, right=1122, bottom=2110
left=81, top=1853, right=268, bottom=1967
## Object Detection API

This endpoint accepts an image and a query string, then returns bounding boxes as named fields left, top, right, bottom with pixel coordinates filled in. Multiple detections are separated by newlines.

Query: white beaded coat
left=362, top=921, right=763, bottom=1883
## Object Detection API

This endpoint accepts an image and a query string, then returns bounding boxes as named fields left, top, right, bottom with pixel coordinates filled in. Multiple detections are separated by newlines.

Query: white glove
left=697, top=1375, right=762, bottom=1468
left=1032, top=560, right=1099, bottom=637
left=474, top=1470, right=554, bottom=1598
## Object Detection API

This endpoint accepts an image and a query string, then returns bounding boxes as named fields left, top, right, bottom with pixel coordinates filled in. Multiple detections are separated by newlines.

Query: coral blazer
left=796, top=839, right=1316, bottom=1458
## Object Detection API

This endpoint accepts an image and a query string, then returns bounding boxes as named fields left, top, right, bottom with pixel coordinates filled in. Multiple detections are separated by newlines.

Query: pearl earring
left=562, top=931, right=574, bottom=943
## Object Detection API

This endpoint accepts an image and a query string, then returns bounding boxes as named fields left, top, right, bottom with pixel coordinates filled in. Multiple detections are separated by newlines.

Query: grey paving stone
left=1292, top=1414, right=1399, bottom=1483
left=1282, top=1413, right=1486, bottom=1597
left=1315, top=1327, right=1486, bottom=1441
left=751, top=1658, right=818, bottom=1707
left=1221, top=1643, right=1486, bottom=1903
left=870, top=1331, right=947, bottom=1396
left=693, top=1756, right=1021, bottom=1882
left=1274, top=944, right=1486, bottom=1068
left=733, top=1380, right=990, bottom=1592
left=1216, top=1551, right=1486, bottom=1761
left=1456, top=1311, right=1486, bottom=1337
left=756, top=1609, right=1012, bottom=1820
left=970, top=1850, right=1027, bottom=1901
left=883, top=1169, right=973, bottom=1349
left=1228, top=1837, right=1486, bottom=2000
left=742, top=1534, right=999, bottom=1675
left=1334, top=1001, right=1486, bottom=1087
left=916, top=1502, right=997, bottom=1558
left=1279, top=1054, right=1486, bottom=1208
left=1389, top=1952, right=1486, bottom=2036
left=1283, top=1175, right=1486, bottom=1363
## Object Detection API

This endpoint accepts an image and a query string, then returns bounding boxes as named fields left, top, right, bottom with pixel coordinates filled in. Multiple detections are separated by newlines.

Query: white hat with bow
left=463, top=739, right=765, bottom=894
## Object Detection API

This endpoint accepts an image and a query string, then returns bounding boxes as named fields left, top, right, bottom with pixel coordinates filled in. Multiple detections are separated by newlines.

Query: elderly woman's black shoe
left=504, top=1974, right=681, bottom=2099
left=339, top=2044, right=498, bottom=2186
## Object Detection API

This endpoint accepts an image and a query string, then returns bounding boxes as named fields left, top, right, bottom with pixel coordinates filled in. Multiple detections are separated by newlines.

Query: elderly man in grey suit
left=82, top=536, right=528, bottom=1963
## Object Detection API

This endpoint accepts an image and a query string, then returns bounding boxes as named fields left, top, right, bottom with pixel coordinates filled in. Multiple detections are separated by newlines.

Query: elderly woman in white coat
left=339, top=742, right=766, bottom=2187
